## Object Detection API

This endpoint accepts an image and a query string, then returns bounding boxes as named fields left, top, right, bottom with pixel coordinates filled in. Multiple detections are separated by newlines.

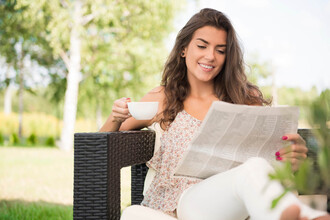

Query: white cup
left=127, top=102, right=159, bottom=120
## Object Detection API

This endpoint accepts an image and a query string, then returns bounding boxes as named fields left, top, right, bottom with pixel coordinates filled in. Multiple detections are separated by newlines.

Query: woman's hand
left=111, top=97, right=132, bottom=123
left=275, top=134, right=308, bottom=171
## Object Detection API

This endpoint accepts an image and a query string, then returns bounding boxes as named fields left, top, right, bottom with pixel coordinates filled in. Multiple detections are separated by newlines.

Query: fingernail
left=276, top=157, right=282, bottom=161
left=282, top=136, right=288, bottom=140
left=126, top=98, right=131, bottom=102
left=275, top=151, right=280, bottom=157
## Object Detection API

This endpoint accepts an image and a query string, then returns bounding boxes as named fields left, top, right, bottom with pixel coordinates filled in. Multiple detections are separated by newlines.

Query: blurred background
left=0, top=0, right=329, bottom=219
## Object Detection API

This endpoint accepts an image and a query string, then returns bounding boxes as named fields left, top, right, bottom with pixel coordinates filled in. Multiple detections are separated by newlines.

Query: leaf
left=271, top=189, right=289, bottom=209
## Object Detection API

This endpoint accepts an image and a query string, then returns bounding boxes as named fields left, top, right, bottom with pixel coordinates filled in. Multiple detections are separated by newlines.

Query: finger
left=113, top=97, right=132, bottom=113
left=282, top=134, right=306, bottom=145
left=112, top=112, right=131, bottom=123
left=114, top=97, right=130, bottom=109
left=279, top=152, right=307, bottom=161
left=278, top=144, right=308, bottom=157
left=113, top=107, right=130, bottom=118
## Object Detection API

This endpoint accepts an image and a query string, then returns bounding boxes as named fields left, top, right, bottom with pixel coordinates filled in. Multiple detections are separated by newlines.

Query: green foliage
left=1, top=0, right=183, bottom=127
left=27, top=133, right=38, bottom=145
left=0, top=132, right=4, bottom=145
left=45, top=136, right=55, bottom=147
left=259, top=86, right=319, bottom=125
left=246, top=54, right=272, bottom=85
left=77, top=0, right=182, bottom=118
left=0, top=200, right=73, bottom=220
left=270, top=89, right=330, bottom=207
left=271, top=189, right=289, bottom=209
left=310, top=90, right=330, bottom=188
left=9, top=133, right=19, bottom=145
left=0, top=87, right=62, bottom=117
left=0, top=112, right=61, bottom=138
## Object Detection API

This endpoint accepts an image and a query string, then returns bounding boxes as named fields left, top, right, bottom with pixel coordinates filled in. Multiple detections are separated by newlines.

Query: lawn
left=0, top=147, right=131, bottom=219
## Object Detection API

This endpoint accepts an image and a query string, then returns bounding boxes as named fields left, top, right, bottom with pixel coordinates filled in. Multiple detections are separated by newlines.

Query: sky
left=168, top=0, right=330, bottom=92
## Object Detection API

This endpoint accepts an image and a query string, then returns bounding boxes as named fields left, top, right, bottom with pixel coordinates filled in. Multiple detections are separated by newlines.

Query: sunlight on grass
left=0, top=147, right=73, bottom=205
left=0, top=146, right=132, bottom=216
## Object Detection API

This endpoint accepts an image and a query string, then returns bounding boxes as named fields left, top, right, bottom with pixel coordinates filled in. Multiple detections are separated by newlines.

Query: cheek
left=185, top=53, right=197, bottom=67
left=218, top=56, right=226, bottom=69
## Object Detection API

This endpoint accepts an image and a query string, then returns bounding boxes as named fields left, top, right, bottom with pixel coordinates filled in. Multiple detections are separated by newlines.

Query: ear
left=181, top=48, right=187, bottom=57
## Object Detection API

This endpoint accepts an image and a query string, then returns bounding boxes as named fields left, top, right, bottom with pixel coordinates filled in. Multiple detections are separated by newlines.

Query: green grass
left=0, top=147, right=74, bottom=204
left=0, top=147, right=131, bottom=219
left=0, top=200, right=72, bottom=220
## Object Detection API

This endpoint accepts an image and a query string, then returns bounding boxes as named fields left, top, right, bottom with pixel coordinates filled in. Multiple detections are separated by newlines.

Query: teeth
left=200, top=64, right=213, bottom=69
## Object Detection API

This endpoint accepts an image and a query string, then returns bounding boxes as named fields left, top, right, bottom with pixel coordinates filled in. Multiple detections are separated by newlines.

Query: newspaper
left=173, top=101, right=299, bottom=180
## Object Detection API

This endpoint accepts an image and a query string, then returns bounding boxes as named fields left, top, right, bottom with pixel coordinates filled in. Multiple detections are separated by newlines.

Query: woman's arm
left=99, top=86, right=165, bottom=132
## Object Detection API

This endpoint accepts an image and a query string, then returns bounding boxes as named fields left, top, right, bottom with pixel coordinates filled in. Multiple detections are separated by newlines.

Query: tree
left=246, top=54, right=275, bottom=103
left=43, top=0, right=179, bottom=150
left=1, top=0, right=180, bottom=150
left=0, top=0, right=51, bottom=137
left=0, top=58, right=15, bottom=115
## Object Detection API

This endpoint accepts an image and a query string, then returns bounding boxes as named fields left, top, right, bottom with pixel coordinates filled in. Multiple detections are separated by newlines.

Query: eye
left=217, top=50, right=225, bottom=54
left=197, top=45, right=206, bottom=49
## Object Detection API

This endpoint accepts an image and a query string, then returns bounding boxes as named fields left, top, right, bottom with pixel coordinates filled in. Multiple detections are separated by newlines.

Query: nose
left=204, top=48, right=215, bottom=61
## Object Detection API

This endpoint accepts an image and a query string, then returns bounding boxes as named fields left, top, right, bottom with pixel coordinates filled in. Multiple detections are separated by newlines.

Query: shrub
left=0, top=112, right=62, bottom=138
left=27, top=133, right=38, bottom=145
left=0, top=132, right=4, bottom=145
left=45, top=136, right=55, bottom=147
left=10, top=133, right=20, bottom=145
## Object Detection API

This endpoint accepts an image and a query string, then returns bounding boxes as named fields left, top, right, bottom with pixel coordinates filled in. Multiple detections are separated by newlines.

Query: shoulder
left=141, top=86, right=166, bottom=125
left=140, top=86, right=165, bottom=103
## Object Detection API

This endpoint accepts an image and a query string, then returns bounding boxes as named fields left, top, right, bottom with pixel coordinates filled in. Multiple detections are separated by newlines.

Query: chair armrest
left=74, top=130, right=155, bottom=220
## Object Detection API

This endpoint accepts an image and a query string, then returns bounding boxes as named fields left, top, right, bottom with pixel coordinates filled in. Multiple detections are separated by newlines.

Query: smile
left=199, top=63, right=214, bottom=70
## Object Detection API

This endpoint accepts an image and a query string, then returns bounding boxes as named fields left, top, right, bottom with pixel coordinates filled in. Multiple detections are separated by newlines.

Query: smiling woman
left=182, top=26, right=227, bottom=84
left=99, top=8, right=330, bottom=220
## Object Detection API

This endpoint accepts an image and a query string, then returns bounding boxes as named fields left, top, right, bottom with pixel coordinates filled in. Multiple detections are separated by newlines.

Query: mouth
left=199, top=63, right=214, bottom=71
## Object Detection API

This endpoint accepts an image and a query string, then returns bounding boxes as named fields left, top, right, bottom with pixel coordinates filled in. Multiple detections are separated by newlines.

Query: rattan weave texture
left=74, top=131, right=155, bottom=220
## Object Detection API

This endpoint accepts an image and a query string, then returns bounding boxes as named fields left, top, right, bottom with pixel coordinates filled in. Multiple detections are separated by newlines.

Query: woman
left=100, top=8, right=329, bottom=220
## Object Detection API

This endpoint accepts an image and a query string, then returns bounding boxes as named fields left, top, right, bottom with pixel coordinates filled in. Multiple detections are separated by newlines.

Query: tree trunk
left=4, top=84, right=13, bottom=115
left=4, top=70, right=13, bottom=115
left=59, top=0, right=82, bottom=151
left=18, top=53, right=24, bottom=138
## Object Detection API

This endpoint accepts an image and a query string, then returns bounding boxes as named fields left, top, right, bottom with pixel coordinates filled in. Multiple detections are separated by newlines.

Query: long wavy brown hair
left=160, top=8, right=270, bottom=127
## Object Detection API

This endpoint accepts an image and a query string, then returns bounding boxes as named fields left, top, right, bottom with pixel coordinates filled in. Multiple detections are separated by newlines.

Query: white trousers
left=177, top=157, right=326, bottom=220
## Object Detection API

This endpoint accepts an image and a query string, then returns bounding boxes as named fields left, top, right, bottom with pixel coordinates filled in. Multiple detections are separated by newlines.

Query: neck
left=188, top=79, right=216, bottom=99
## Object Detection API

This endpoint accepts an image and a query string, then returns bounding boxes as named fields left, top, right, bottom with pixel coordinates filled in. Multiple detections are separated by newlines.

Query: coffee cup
left=127, top=102, right=159, bottom=120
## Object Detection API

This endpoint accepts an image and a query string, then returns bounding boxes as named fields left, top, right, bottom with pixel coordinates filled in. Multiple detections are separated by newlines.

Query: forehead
left=192, top=26, right=227, bottom=44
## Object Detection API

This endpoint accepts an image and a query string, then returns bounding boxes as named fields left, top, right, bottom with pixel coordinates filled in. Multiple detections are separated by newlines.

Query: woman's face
left=183, top=26, right=227, bottom=85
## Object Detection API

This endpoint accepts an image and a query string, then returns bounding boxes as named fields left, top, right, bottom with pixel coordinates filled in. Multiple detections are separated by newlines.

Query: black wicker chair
left=73, top=129, right=329, bottom=220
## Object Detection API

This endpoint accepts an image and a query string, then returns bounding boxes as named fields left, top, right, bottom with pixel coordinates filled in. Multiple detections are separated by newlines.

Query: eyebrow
left=196, top=38, right=226, bottom=47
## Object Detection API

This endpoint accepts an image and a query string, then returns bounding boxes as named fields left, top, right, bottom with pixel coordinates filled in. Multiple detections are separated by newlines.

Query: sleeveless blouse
left=141, top=110, right=203, bottom=217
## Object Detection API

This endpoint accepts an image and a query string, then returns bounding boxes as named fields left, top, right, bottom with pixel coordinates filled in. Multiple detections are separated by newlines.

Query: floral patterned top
left=141, top=110, right=203, bottom=217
